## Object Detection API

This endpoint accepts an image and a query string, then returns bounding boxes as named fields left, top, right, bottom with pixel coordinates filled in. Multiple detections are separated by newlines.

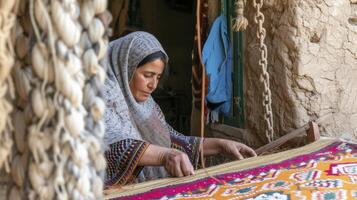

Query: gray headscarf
left=103, top=31, right=171, bottom=149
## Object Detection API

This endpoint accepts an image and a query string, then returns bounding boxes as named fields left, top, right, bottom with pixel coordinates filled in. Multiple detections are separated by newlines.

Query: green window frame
left=221, top=0, right=245, bottom=128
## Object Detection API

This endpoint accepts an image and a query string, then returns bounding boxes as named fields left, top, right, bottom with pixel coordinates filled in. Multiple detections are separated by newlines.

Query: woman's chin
left=136, top=96, right=149, bottom=102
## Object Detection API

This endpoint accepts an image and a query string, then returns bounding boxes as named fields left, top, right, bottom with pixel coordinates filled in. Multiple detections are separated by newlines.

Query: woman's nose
left=148, top=78, right=158, bottom=90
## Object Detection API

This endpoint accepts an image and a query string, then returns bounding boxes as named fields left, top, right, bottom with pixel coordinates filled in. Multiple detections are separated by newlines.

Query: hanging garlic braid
left=8, top=0, right=109, bottom=199
left=0, top=0, right=18, bottom=173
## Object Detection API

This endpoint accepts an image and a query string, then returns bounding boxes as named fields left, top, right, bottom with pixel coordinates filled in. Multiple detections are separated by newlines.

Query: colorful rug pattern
left=107, top=140, right=357, bottom=200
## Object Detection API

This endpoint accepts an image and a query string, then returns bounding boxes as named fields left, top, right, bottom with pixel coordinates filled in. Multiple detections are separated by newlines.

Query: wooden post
left=307, top=121, right=320, bottom=143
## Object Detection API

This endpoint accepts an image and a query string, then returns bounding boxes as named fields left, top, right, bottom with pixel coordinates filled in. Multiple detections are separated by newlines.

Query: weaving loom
left=105, top=138, right=357, bottom=199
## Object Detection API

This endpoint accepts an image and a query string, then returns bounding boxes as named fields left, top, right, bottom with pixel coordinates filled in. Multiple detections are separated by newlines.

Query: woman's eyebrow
left=143, top=71, right=162, bottom=76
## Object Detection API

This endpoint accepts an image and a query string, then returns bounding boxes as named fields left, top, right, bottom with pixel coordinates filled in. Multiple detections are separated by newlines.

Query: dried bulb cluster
left=9, top=0, right=35, bottom=199
left=78, top=0, right=109, bottom=199
left=8, top=0, right=110, bottom=199
left=0, top=0, right=18, bottom=173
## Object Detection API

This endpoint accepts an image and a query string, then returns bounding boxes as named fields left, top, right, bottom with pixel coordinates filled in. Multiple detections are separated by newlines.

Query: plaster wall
left=245, top=0, right=357, bottom=143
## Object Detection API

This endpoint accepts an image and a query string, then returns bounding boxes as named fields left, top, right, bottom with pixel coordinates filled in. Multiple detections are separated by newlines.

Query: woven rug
left=105, top=138, right=357, bottom=199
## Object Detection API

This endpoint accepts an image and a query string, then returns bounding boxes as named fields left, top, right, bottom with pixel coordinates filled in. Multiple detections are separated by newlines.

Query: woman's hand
left=203, top=138, right=257, bottom=159
left=217, top=139, right=257, bottom=159
left=139, top=144, right=194, bottom=177
left=159, top=149, right=195, bottom=177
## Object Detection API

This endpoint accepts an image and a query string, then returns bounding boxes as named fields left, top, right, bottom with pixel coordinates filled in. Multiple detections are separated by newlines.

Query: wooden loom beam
left=255, top=113, right=333, bottom=155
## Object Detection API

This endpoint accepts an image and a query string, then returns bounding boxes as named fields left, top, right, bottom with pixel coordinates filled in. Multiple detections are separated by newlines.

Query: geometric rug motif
left=106, top=139, right=357, bottom=200
left=311, top=190, right=347, bottom=200
left=290, top=169, right=321, bottom=182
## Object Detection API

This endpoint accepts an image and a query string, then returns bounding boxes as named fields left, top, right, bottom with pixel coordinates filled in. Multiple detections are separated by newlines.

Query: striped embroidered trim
left=105, top=140, right=150, bottom=186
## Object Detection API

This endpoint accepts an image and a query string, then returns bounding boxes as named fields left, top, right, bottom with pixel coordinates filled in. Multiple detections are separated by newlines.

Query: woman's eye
left=144, top=74, right=152, bottom=78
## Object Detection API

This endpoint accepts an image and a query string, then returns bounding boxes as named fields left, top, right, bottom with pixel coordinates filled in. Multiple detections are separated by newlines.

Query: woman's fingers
left=222, top=141, right=257, bottom=160
left=173, top=162, right=184, bottom=177
left=232, top=146, right=244, bottom=160
left=180, top=156, right=195, bottom=176
left=244, top=146, right=257, bottom=157
left=163, top=149, right=194, bottom=177
left=238, top=144, right=257, bottom=157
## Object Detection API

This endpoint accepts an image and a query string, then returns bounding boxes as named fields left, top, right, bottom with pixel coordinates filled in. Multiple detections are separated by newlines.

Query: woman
left=103, top=31, right=256, bottom=186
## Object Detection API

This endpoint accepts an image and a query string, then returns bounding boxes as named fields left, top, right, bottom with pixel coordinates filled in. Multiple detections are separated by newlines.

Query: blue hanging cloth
left=202, top=14, right=232, bottom=116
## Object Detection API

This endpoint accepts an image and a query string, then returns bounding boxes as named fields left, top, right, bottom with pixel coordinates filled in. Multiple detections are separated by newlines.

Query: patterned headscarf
left=103, top=32, right=171, bottom=149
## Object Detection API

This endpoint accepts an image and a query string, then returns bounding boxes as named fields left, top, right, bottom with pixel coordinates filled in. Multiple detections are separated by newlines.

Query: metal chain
left=253, top=0, right=274, bottom=142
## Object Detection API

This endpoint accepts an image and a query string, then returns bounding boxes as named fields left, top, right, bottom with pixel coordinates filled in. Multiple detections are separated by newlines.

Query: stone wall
left=244, top=0, right=357, bottom=143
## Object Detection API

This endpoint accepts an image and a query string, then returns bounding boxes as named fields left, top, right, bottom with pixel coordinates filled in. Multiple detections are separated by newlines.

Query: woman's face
left=129, top=59, right=164, bottom=102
